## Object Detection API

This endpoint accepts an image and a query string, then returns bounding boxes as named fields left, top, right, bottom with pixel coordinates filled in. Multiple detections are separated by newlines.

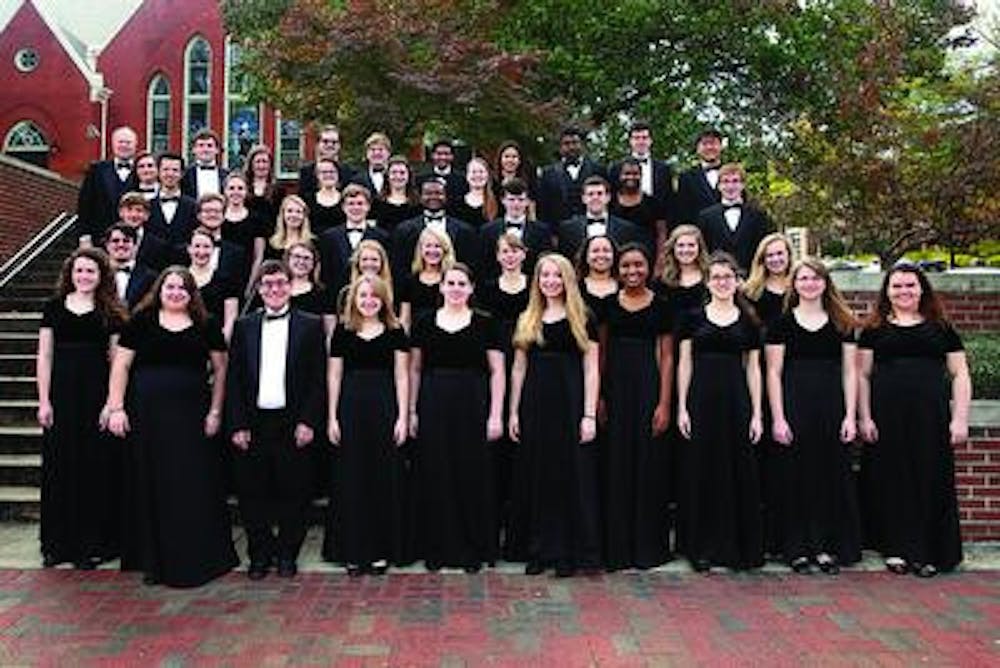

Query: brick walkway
left=0, top=569, right=998, bottom=665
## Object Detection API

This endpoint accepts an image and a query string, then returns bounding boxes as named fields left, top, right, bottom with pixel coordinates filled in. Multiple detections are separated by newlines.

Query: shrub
left=965, top=333, right=1000, bottom=400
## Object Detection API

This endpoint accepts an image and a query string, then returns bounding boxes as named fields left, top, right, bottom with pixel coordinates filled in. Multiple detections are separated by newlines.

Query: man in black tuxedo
left=417, top=139, right=467, bottom=203
left=391, top=178, right=479, bottom=282
left=479, top=178, right=552, bottom=281
left=104, top=223, right=157, bottom=309
left=351, top=132, right=392, bottom=196
left=77, top=126, right=138, bottom=247
left=191, top=193, right=248, bottom=289
left=226, top=260, right=327, bottom=580
left=316, top=184, right=390, bottom=295
left=697, top=163, right=774, bottom=274
left=298, top=125, right=355, bottom=205
left=557, top=176, right=650, bottom=262
left=147, top=153, right=197, bottom=265
left=537, top=126, right=607, bottom=227
left=609, top=121, right=675, bottom=215
left=181, top=128, right=229, bottom=198
left=676, top=128, right=725, bottom=225
left=110, top=192, right=176, bottom=276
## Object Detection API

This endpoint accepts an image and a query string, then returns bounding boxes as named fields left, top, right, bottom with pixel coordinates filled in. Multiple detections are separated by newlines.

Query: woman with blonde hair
left=325, top=275, right=409, bottom=574
left=743, top=233, right=793, bottom=327
left=765, top=258, right=861, bottom=574
left=265, top=195, right=315, bottom=261
left=658, top=224, right=709, bottom=320
left=509, top=253, right=600, bottom=577
left=399, top=227, right=455, bottom=331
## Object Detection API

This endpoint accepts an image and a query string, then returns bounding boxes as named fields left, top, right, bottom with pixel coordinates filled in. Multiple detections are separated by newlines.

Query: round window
left=14, top=48, right=39, bottom=73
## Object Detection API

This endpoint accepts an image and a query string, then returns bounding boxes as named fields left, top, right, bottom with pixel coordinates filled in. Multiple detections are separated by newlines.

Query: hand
left=327, top=418, right=341, bottom=446
left=98, top=405, right=111, bottom=430
left=839, top=416, right=857, bottom=444
left=579, top=416, right=596, bottom=444
left=677, top=408, right=691, bottom=440
left=393, top=416, right=408, bottom=447
left=508, top=415, right=520, bottom=443
left=749, top=414, right=763, bottom=444
left=108, top=409, right=130, bottom=438
left=37, top=401, right=53, bottom=429
left=408, top=412, right=419, bottom=440
left=294, top=423, right=314, bottom=448
left=231, top=429, right=251, bottom=451
left=204, top=411, right=221, bottom=437
left=772, top=418, right=793, bottom=446
left=949, top=418, right=969, bottom=446
left=652, top=403, right=670, bottom=436
left=487, top=415, right=503, bottom=442
left=859, top=417, right=878, bottom=443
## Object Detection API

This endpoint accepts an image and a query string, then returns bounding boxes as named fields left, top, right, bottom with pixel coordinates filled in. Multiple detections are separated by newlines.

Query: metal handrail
left=0, top=212, right=78, bottom=288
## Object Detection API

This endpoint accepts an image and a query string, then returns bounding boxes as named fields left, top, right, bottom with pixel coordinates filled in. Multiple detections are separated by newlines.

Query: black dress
left=611, top=195, right=664, bottom=237
left=767, top=313, right=861, bottom=564
left=373, top=199, right=419, bottom=234
left=410, top=311, right=501, bottom=568
left=475, top=279, right=530, bottom=558
left=39, top=299, right=121, bottom=566
left=247, top=185, right=284, bottom=237
left=580, top=283, right=618, bottom=325
left=657, top=281, right=707, bottom=326
left=196, top=271, right=238, bottom=324
left=324, top=325, right=408, bottom=566
left=222, top=212, right=265, bottom=284
left=858, top=321, right=963, bottom=571
left=517, top=318, right=601, bottom=569
left=400, top=274, right=442, bottom=324
left=448, top=199, right=490, bottom=229
left=603, top=296, right=673, bottom=569
left=118, top=313, right=237, bottom=587
left=678, top=309, right=764, bottom=569
left=309, top=197, right=346, bottom=236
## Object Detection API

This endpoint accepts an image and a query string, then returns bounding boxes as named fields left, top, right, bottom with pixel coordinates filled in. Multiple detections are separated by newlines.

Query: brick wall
left=0, top=156, right=78, bottom=266
left=843, top=290, right=1000, bottom=333
left=957, top=426, right=1000, bottom=542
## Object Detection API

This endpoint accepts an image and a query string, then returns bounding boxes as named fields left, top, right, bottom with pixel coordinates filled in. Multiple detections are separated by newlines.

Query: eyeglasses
left=260, top=278, right=290, bottom=290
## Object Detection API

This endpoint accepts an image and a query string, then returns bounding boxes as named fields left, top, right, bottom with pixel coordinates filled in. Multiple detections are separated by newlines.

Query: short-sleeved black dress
left=603, top=295, right=674, bottom=569
left=410, top=310, right=501, bottom=568
left=196, top=271, right=238, bottom=324
left=516, top=318, right=601, bottom=569
left=766, top=313, right=861, bottom=565
left=222, top=211, right=265, bottom=285
left=400, top=274, right=442, bottom=324
left=39, top=298, right=121, bottom=566
left=373, top=199, right=419, bottom=234
left=678, top=309, right=764, bottom=570
left=309, top=198, right=346, bottom=236
left=858, top=321, right=963, bottom=571
left=118, top=312, right=237, bottom=587
left=324, top=324, right=408, bottom=566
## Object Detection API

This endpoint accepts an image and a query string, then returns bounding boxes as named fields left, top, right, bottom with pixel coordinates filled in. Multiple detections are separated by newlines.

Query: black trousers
left=234, top=409, right=313, bottom=563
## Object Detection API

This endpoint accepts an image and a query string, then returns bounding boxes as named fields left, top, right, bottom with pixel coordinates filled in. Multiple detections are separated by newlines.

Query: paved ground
left=1, top=524, right=999, bottom=666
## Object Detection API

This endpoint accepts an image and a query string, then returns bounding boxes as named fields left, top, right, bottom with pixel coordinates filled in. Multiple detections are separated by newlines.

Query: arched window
left=147, top=74, right=171, bottom=152
left=225, top=38, right=259, bottom=170
left=3, top=120, right=49, bottom=168
left=183, top=36, right=211, bottom=160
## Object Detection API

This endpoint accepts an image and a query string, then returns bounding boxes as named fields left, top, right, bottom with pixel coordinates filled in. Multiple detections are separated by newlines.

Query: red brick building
left=0, top=0, right=305, bottom=182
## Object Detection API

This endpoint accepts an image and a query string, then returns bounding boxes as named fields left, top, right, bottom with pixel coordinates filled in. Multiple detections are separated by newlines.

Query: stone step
left=0, top=313, right=43, bottom=333
left=0, top=455, right=41, bottom=487
left=0, top=400, right=39, bottom=426
left=0, top=334, right=39, bottom=355
left=0, top=425, right=43, bottom=453
left=0, top=355, right=35, bottom=376
left=0, top=377, right=37, bottom=400
left=0, top=298, right=49, bottom=313
left=2, top=285, right=57, bottom=299
left=0, top=486, right=40, bottom=521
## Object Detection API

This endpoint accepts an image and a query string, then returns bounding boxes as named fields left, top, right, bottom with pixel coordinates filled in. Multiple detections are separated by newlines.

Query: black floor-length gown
left=476, top=279, right=529, bottom=559
left=373, top=199, right=419, bottom=235
left=603, top=296, right=673, bottom=569
left=517, top=319, right=601, bottom=569
left=859, top=321, right=963, bottom=571
left=410, top=311, right=500, bottom=568
left=767, top=313, right=861, bottom=564
left=678, top=309, right=764, bottom=569
left=323, top=324, right=408, bottom=566
left=222, top=212, right=265, bottom=286
left=119, top=313, right=237, bottom=587
left=39, top=298, right=121, bottom=565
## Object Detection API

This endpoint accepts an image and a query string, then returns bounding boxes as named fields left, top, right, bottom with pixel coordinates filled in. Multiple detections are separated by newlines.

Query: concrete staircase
left=0, top=230, right=79, bottom=520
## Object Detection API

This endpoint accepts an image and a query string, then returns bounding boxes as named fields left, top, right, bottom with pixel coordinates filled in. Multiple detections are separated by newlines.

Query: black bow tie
left=634, top=157, right=649, bottom=164
left=139, top=186, right=156, bottom=192
left=264, top=310, right=289, bottom=321
left=703, top=164, right=721, bottom=172
left=424, top=211, right=445, bottom=221
left=117, top=265, right=133, bottom=275
left=160, top=196, right=179, bottom=203
left=564, top=158, right=581, bottom=168
left=346, top=226, right=365, bottom=234
left=505, top=220, right=524, bottom=229
left=115, top=160, right=132, bottom=170
left=723, top=202, right=742, bottom=210
left=371, top=165, right=386, bottom=173
left=587, top=217, right=606, bottom=226
left=198, top=165, right=216, bottom=171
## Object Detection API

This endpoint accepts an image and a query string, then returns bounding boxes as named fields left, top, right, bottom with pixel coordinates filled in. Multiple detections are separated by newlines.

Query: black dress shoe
left=248, top=562, right=269, bottom=580
left=790, top=557, right=813, bottom=575
left=691, top=559, right=712, bottom=573
left=912, top=563, right=938, bottom=578
left=554, top=561, right=576, bottom=578
left=817, top=557, right=840, bottom=575
left=463, top=563, right=482, bottom=574
left=425, top=560, right=442, bottom=573
left=277, top=559, right=297, bottom=578
left=885, top=558, right=908, bottom=575
left=369, top=562, right=388, bottom=576
left=42, top=554, right=61, bottom=568
left=142, top=573, right=159, bottom=586
left=346, top=564, right=364, bottom=577
left=524, top=561, right=545, bottom=575
left=74, top=560, right=97, bottom=571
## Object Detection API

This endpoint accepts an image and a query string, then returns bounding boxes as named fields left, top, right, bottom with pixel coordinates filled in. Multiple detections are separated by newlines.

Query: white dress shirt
left=722, top=200, right=743, bottom=232
left=257, top=308, right=290, bottom=409
left=634, top=154, right=654, bottom=196
left=196, top=165, right=221, bottom=196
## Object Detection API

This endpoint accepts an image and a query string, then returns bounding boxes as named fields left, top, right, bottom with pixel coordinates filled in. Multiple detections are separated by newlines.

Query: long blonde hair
left=661, top=224, right=709, bottom=287
left=743, top=233, right=792, bottom=300
left=270, top=194, right=315, bottom=250
left=341, top=275, right=400, bottom=331
left=787, top=257, right=857, bottom=335
left=410, top=227, right=455, bottom=275
left=513, top=253, right=591, bottom=352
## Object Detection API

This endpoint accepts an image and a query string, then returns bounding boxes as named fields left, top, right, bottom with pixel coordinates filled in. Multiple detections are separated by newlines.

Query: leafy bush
left=965, top=333, right=1000, bottom=400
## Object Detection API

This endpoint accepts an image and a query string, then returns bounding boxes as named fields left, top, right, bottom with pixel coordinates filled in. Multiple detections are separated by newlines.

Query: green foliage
left=966, top=333, right=1000, bottom=400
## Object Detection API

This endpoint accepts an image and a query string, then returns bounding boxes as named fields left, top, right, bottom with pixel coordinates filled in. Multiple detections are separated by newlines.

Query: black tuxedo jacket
left=391, top=214, right=479, bottom=282
left=557, top=214, right=651, bottom=263
left=478, top=219, right=553, bottom=281
left=676, top=166, right=721, bottom=225
left=537, top=158, right=606, bottom=226
left=225, top=309, right=328, bottom=434
left=180, top=165, right=230, bottom=199
left=609, top=158, right=676, bottom=216
left=298, top=161, right=355, bottom=205
left=77, top=160, right=133, bottom=241
left=121, top=263, right=158, bottom=310
left=349, top=162, right=387, bottom=196
left=146, top=195, right=197, bottom=267
left=697, top=203, right=774, bottom=273
left=217, top=238, right=249, bottom=289
left=316, top=223, right=391, bottom=295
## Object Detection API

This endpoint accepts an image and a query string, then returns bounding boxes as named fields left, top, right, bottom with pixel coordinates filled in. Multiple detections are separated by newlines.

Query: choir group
left=36, top=123, right=971, bottom=587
